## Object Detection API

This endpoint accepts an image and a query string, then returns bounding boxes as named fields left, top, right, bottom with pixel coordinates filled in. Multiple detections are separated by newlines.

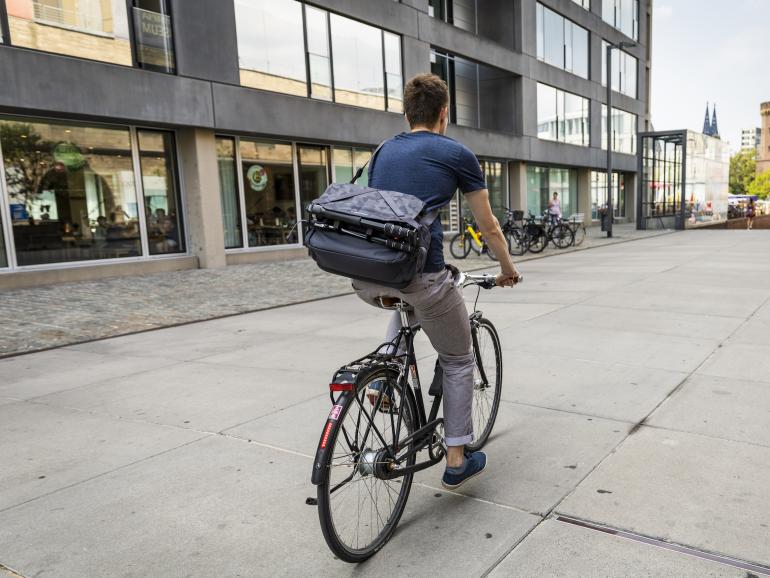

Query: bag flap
left=313, top=183, right=426, bottom=222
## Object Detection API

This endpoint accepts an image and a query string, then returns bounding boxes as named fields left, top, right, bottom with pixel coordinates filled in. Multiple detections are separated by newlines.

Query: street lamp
left=605, top=40, right=636, bottom=238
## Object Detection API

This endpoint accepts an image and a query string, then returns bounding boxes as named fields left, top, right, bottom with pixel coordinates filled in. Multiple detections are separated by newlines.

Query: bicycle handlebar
left=458, top=272, right=524, bottom=289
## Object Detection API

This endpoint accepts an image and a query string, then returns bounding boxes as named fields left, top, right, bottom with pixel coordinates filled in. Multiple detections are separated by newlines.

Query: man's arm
left=465, top=189, right=521, bottom=287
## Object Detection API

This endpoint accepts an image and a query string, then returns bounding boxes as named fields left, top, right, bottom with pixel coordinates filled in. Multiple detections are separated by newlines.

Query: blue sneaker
left=441, top=451, right=487, bottom=489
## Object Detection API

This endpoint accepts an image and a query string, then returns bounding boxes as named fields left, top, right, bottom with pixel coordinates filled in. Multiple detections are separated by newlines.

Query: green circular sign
left=53, top=142, right=85, bottom=170
left=247, top=164, right=268, bottom=192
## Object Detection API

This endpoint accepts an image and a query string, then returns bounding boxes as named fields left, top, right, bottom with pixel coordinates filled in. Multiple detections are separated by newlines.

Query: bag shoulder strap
left=350, top=138, right=390, bottom=184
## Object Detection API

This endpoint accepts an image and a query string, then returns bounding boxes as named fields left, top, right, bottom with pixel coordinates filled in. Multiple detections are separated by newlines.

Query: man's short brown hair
left=403, top=73, right=449, bottom=128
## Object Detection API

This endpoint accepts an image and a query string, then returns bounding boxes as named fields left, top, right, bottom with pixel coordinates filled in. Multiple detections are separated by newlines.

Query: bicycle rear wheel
left=449, top=233, right=471, bottom=259
left=465, top=318, right=503, bottom=452
left=527, top=229, right=548, bottom=253
left=573, top=223, right=586, bottom=246
left=506, top=229, right=528, bottom=256
left=317, top=367, right=417, bottom=563
left=551, top=224, right=574, bottom=249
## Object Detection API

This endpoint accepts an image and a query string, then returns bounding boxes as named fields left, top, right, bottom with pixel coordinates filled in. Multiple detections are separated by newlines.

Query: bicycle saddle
left=377, top=296, right=408, bottom=309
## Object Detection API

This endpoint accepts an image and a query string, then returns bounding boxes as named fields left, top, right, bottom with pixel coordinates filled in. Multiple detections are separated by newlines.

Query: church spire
left=711, top=104, right=719, bottom=138
left=702, top=102, right=712, bottom=135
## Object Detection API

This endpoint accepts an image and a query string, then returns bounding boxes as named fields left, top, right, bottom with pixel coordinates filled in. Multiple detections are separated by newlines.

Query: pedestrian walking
left=746, top=199, right=755, bottom=230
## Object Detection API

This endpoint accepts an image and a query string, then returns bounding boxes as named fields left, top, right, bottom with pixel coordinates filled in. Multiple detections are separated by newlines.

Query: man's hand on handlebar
left=496, top=269, right=523, bottom=287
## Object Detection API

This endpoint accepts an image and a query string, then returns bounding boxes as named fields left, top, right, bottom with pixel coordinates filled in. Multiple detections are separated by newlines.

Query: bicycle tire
left=506, top=229, right=528, bottom=256
left=527, top=229, right=548, bottom=253
left=573, top=224, right=586, bottom=246
left=551, top=224, right=574, bottom=249
left=449, top=233, right=471, bottom=259
left=317, top=366, right=417, bottom=563
left=465, top=318, right=503, bottom=452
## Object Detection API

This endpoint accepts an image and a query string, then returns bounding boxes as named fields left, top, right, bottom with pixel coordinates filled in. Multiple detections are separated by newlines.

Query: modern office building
left=759, top=102, right=770, bottom=175
left=0, top=0, right=651, bottom=288
left=741, top=127, right=761, bottom=152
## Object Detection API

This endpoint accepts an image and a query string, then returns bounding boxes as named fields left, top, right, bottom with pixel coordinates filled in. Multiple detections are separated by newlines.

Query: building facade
left=759, top=102, right=770, bottom=175
left=741, top=127, right=761, bottom=152
left=0, top=0, right=652, bottom=288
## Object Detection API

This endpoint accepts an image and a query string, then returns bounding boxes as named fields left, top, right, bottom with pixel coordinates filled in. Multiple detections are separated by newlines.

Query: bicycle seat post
left=397, top=301, right=410, bottom=329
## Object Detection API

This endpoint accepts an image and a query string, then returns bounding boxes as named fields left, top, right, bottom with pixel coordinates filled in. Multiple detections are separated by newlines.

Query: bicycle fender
left=311, top=391, right=353, bottom=485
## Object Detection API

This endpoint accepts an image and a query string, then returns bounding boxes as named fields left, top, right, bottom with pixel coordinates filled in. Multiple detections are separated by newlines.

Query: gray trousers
left=353, top=268, right=475, bottom=446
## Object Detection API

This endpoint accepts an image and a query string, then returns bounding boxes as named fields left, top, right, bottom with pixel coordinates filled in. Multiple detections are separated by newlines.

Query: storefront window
left=601, top=105, right=637, bottom=154
left=137, top=130, right=183, bottom=255
left=305, top=5, right=332, bottom=101
left=131, top=0, right=175, bottom=73
left=536, top=3, right=589, bottom=79
left=332, top=147, right=372, bottom=187
left=0, top=117, right=141, bottom=266
left=239, top=140, right=297, bottom=247
left=298, top=145, right=329, bottom=220
left=216, top=137, right=242, bottom=249
left=0, top=210, right=8, bottom=267
left=479, top=159, right=507, bottom=222
left=537, top=83, right=589, bottom=146
left=7, top=0, right=133, bottom=65
left=591, top=171, right=625, bottom=219
left=601, top=41, right=637, bottom=98
left=330, top=14, right=385, bottom=110
left=235, top=0, right=307, bottom=97
left=526, top=165, right=577, bottom=218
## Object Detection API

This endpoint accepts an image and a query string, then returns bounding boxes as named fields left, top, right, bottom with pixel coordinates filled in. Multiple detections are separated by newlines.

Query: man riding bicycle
left=352, top=73, right=521, bottom=489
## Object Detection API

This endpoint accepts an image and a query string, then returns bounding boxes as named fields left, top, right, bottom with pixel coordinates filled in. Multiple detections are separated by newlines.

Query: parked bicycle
left=521, top=211, right=574, bottom=253
left=311, top=272, right=517, bottom=562
left=449, top=217, right=503, bottom=260
left=500, top=209, right=528, bottom=256
left=564, top=213, right=587, bottom=247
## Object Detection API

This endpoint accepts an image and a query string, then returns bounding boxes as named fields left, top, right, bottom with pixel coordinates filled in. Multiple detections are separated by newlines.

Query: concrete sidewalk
left=1, top=229, right=769, bottom=577
left=0, top=222, right=669, bottom=358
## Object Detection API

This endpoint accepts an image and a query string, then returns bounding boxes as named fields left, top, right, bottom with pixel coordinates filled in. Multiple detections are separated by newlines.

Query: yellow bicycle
left=449, top=217, right=502, bottom=261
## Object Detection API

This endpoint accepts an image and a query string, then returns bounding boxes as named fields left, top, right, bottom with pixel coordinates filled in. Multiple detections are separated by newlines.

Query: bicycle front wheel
left=449, top=233, right=471, bottom=259
left=527, top=229, right=548, bottom=253
left=466, top=318, right=503, bottom=452
left=506, top=229, right=528, bottom=256
left=551, top=224, right=574, bottom=249
left=573, top=224, right=586, bottom=246
left=317, top=367, right=417, bottom=563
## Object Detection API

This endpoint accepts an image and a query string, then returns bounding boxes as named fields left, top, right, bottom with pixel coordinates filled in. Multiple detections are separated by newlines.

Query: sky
left=651, top=0, right=770, bottom=151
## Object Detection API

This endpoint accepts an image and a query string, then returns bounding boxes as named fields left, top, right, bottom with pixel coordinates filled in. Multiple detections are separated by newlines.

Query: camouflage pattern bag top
left=303, top=142, right=437, bottom=289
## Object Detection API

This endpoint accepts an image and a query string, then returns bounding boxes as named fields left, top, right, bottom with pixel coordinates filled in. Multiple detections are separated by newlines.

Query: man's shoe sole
left=440, top=457, right=488, bottom=490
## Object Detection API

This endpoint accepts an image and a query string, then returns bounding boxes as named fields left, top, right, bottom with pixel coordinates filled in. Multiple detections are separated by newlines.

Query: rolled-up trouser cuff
left=445, top=433, right=474, bottom=447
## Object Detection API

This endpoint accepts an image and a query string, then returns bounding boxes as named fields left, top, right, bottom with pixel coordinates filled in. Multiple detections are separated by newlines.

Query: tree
left=729, top=149, right=757, bottom=196
left=747, top=169, right=770, bottom=200
left=0, top=122, right=54, bottom=210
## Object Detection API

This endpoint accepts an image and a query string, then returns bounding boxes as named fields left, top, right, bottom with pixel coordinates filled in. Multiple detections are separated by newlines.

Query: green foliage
left=747, top=169, right=770, bottom=200
left=729, top=149, right=757, bottom=196
left=0, top=122, right=53, bottom=206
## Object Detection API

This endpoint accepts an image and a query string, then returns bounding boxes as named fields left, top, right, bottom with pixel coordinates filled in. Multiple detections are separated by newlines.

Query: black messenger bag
left=303, top=146, right=437, bottom=289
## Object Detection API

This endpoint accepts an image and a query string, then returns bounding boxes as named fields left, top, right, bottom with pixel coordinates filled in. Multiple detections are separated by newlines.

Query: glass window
left=0, top=208, right=7, bottom=268
left=330, top=14, right=385, bottom=110
left=131, top=0, right=175, bottom=73
left=526, top=165, right=578, bottom=217
left=601, top=41, right=638, bottom=98
left=451, top=0, right=477, bottom=33
left=239, top=140, right=297, bottom=247
left=429, top=0, right=447, bottom=20
left=305, top=5, right=332, bottom=101
left=571, top=0, right=589, bottom=8
left=479, top=160, right=507, bottom=222
left=536, top=3, right=589, bottom=79
left=332, top=146, right=372, bottom=186
left=235, top=0, right=307, bottom=97
left=384, top=32, right=403, bottom=113
left=7, top=0, right=133, bottom=65
left=602, top=105, right=637, bottom=154
left=0, top=117, right=141, bottom=266
left=137, top=130, right=184, bottom=255
left=537, top=83, right=589, bottom=146
left=602, top=0, right=638, bottom=41
left=430, top=49, right=479, bottom=128
left=591, top=171, right=625, bottom=219
left=216, top=136, right=242, bottom=249
left=298, top=145, right=329, bottom=220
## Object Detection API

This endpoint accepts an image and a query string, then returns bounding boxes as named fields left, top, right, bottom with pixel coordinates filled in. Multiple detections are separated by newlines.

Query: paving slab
left=497, top=321, right=718, bottom=373
left=0, top=348, right=177, bottom=399
left=490, top=519, right=746, bottom=578
left=697, top=342, right=770, bottom=383
left=0, top=402, right=203, bottom=511
left=501, top=353, right=688, bottom=423
left=415, top=402, right=629, bottom=515
left=648, top=373, right=770, bottom=447
left=558, top=427, right=770, bottom=567
left=728, top=312, right=770, bottom=345
left=35, top=361, right=331, bottom=433
left=0, top=435, right=538, bottom=578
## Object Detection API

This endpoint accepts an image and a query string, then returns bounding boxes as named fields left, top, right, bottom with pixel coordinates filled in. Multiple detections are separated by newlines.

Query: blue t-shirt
left=368, top=131, right=486, bottom=272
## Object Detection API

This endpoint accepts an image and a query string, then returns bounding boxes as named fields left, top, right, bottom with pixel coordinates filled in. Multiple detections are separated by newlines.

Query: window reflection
left=216, top=137, right=242, bottom=249
left=137, top=130, right=184, bottom=255
left=330, top=14, right=385, bottom=110
left=526, top=165, right=577, bottom=217
left=239, top=140, right=297, bottom=247
left=8, top=0, right=133, bottom=65
left=431, top=50, right=479, bottom=128
left=591, top=171, right=625, bottom=219
left=306, top=5, right=332, bottom=101
left=0, top=210, right=7, bottom=267
left=298, top=145, right=329, bottom=221
left=131, top=0, right=175, bottom=73
left=235, top=0, right=307, bottom=97
left=603, top=0, right=639, bottom=40
left=0, top=117, right=141, bottom=266
left=601, top=105, right=637, bottom=154
left=332, top=146, right=372, bottom=186
left=537, top=83, right=589, bottom=146
left=384, top=32, right=403, bottom=113
left=602, top=41, right=637, bottom=98
left=536, top=3, right=589, bottom=79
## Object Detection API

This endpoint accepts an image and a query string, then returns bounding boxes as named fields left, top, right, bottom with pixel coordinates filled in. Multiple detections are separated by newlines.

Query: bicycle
left=500, top=209, right=528, bottom=256
left=448, top=218, right=505, bottom=261
left=522, top=211, right=574, bottom=253
left=311, top=272, right=516, bottom=562
left=564, top=213, right=587, bottom=247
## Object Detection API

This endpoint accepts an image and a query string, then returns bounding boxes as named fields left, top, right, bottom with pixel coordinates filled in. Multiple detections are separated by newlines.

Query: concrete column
left=577, top=168, right=592, bottom=224
left=509, top=161, right=528, bottom=213
left=177, top=128, right=226, bottom=269
left=624, top=171, right=637, bottom=224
